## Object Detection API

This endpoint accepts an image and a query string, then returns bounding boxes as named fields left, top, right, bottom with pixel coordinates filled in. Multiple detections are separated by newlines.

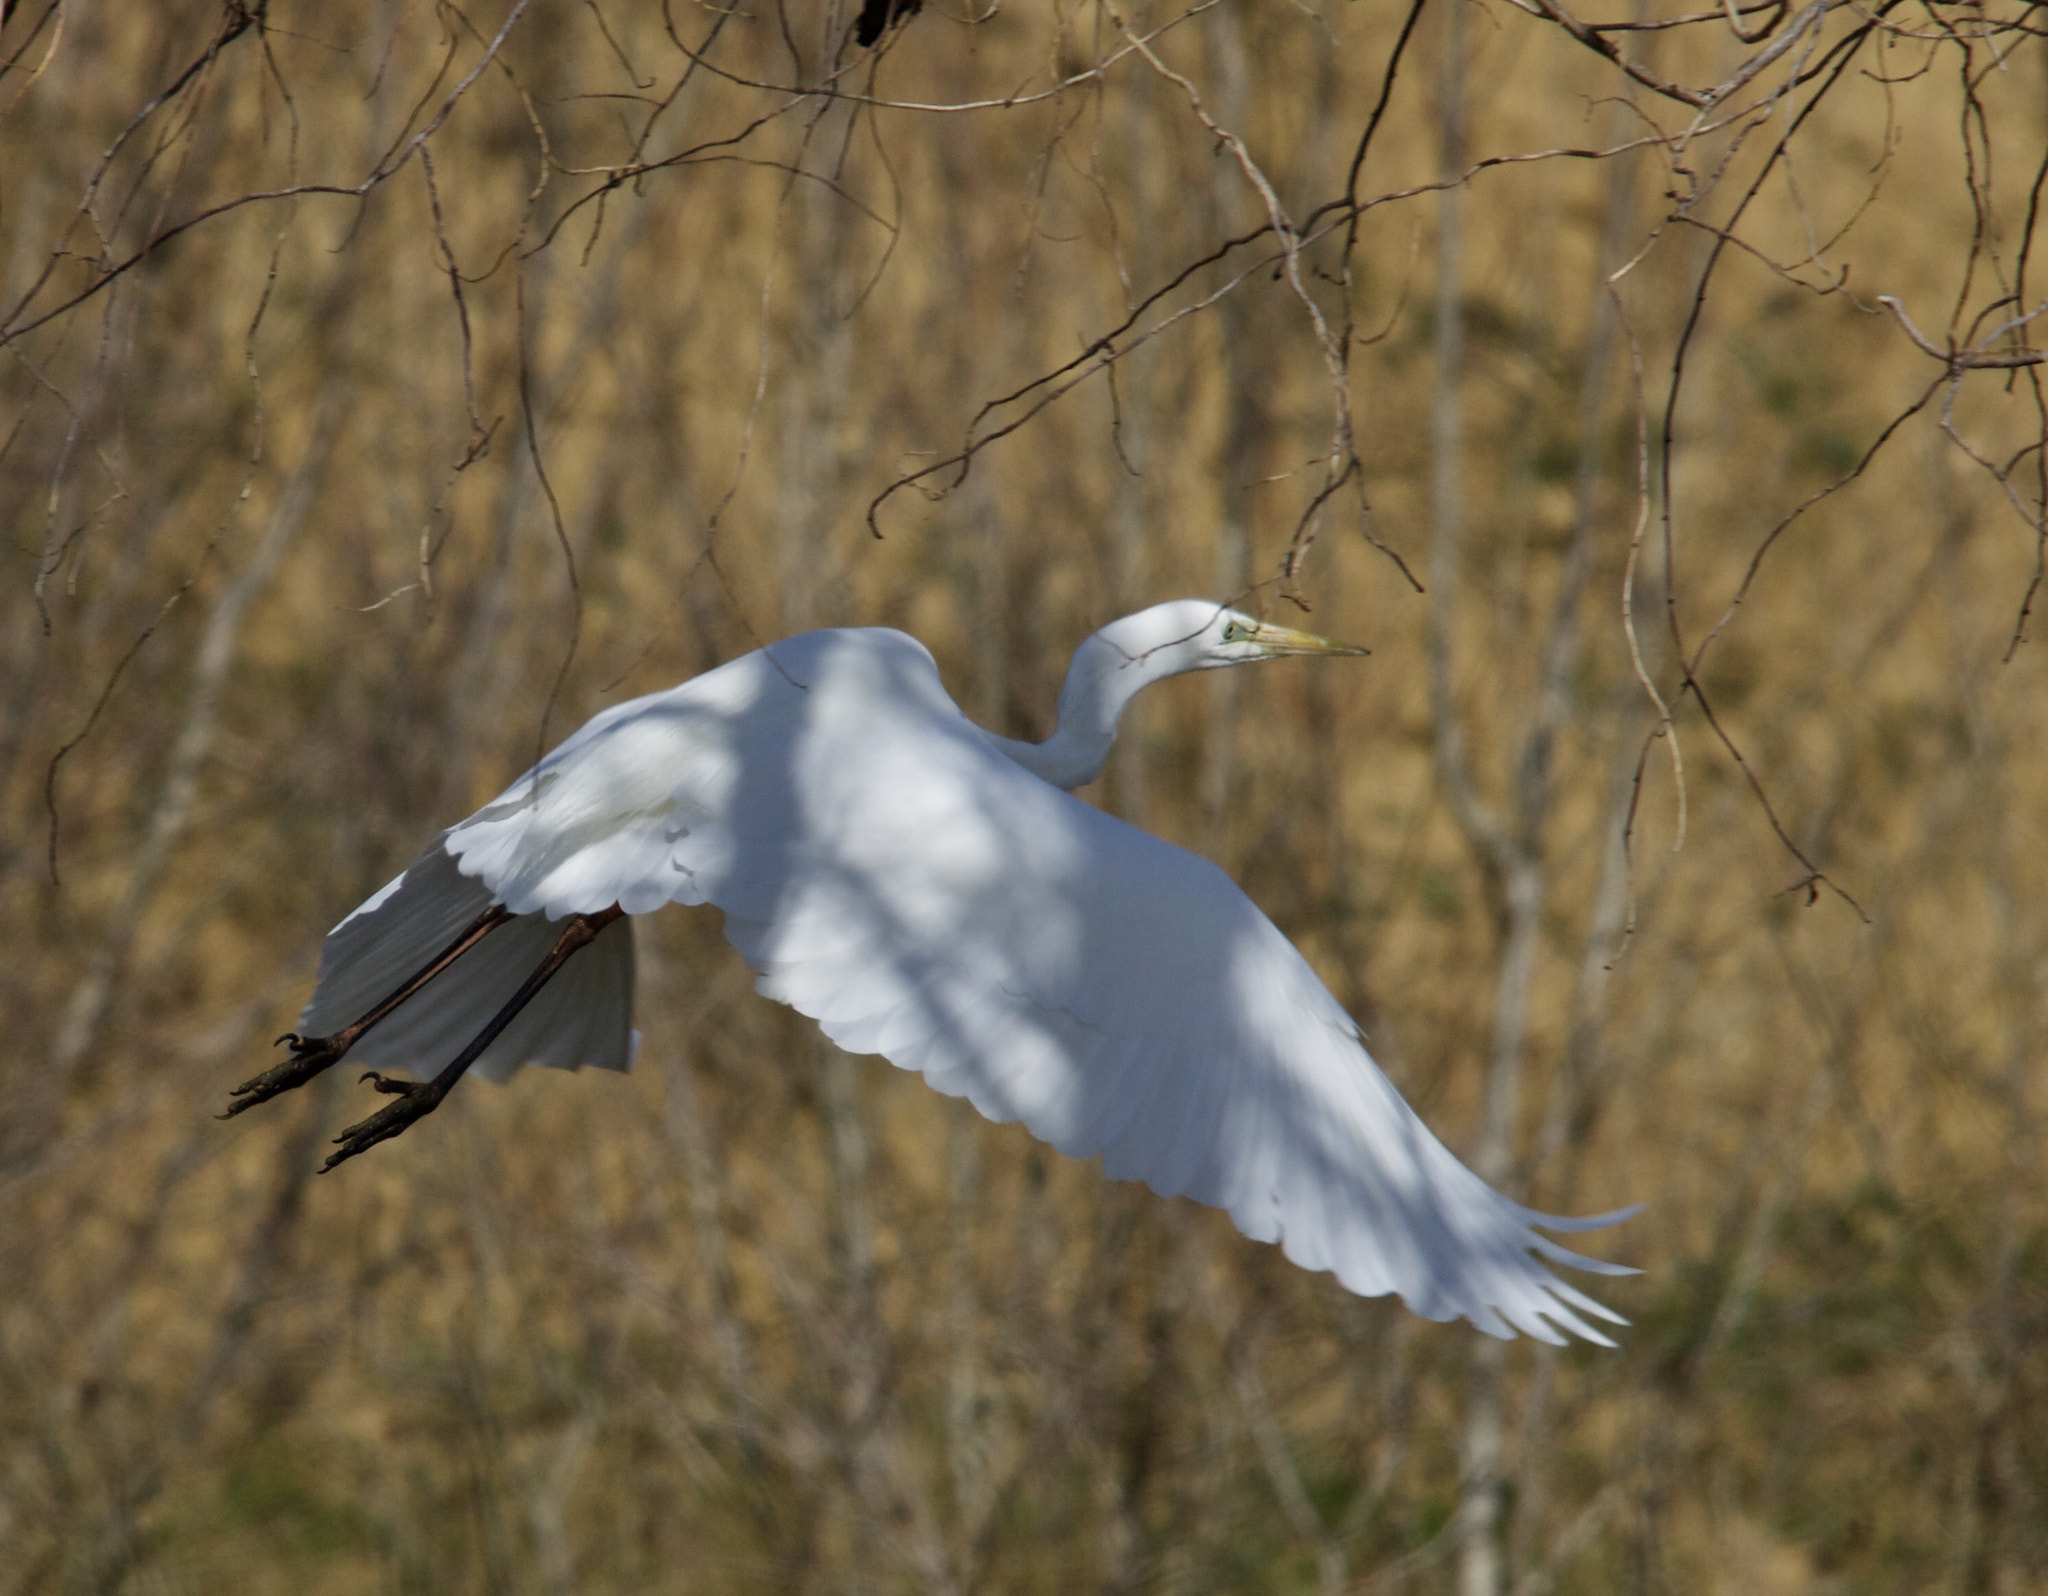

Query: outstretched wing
left=445, top=628, right=1635, bottom=1342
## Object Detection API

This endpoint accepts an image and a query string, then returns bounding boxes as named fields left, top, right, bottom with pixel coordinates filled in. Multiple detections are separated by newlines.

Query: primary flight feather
left=233, top=600, right=1635, bottom=1345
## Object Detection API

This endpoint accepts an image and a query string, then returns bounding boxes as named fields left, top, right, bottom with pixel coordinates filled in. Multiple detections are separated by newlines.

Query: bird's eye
left=1221, top=621, right=1243, bottom=643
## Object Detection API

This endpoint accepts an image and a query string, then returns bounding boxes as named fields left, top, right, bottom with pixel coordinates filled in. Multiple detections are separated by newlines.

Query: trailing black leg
left=322, top=905, right=625, bottom=1172
left=222, top=904, right=514, bottom=1119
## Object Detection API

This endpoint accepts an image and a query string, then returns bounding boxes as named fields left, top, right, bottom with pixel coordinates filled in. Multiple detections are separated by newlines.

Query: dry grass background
left=3, top=1, right=2046, bottom=1591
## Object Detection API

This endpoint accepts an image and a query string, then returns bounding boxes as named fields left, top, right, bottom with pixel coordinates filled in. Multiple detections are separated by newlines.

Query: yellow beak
left=1249, top=621, right=1370, bottom=659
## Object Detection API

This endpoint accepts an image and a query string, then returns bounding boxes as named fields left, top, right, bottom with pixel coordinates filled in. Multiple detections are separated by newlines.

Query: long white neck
left=984, top=625, right=1181, bottom=790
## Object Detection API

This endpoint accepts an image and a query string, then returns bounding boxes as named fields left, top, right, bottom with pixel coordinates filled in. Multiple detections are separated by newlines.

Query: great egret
left=226, top=600, right=1634, bottom=1343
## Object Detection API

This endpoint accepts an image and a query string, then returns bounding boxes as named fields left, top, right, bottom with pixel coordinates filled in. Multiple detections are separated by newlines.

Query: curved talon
left=322, top=1077, right=445, bottom=1172
left=219, top=1031, right=354, bottom=1119
left=226, top=905, right=518, bottom=1131
left=279, top=903, right=616, bottom=1172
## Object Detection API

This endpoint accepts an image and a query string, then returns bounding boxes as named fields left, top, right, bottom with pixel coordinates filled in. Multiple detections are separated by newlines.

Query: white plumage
left=289, top=602, right=1635, bottom=1344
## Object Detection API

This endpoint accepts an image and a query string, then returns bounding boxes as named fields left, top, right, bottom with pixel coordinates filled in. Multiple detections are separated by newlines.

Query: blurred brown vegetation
left=4, top=0, right=2046, bottom=1591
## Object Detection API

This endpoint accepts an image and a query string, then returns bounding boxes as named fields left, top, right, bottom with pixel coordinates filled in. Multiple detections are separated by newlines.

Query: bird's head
left=1098, top=599, right=1369, bottom=677
left=1015, top=599, right=1369, bottom=789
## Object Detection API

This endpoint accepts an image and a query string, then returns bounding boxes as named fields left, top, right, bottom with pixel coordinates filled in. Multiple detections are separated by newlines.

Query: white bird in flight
left=227, top=600, right=1634, bottom=1343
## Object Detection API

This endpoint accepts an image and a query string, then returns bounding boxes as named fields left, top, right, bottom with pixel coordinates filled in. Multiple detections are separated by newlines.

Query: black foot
left=320, top=1072, right=446, bottom=1172
left=219, top=1032, right=356, bottom=1120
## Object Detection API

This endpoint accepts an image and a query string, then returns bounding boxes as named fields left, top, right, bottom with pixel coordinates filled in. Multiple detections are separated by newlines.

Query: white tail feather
left=300, top=845, right=635, bottom=1084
